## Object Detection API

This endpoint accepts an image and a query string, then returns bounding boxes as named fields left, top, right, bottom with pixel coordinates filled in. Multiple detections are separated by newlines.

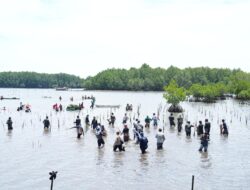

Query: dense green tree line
left=84, top=63, right=245, bottom=89
left=1, top=64, right=250, bottom=100
left=85, top=64, right=250, bottom=99
left=0, top=72, right=84, bottom=88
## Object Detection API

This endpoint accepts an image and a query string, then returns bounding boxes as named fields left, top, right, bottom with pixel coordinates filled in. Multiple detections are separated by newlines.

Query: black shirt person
left=169, top=113, right=175, bottom=127
left=75, top=116, right=81, bottom=127
left=6, top=117, right=13, bottom=130
left=43, top=116, right=50, bottom=129
left=197, top=121, right=204, bottom=136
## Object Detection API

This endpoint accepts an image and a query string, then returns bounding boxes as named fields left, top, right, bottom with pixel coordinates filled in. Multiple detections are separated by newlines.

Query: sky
left=0, top=0, right=250, bottom=78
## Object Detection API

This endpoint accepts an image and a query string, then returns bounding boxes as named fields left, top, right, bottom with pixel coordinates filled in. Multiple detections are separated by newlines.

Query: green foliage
left=238, top=89, right=250, bottom=100
left=0, top=72, right=84, bottom=88
left=228, top=71, right=250, bottom=96
left=163, top=80, right=186, bottom=105
left=1, top=64, right=250, bottom=101
left=84, top=64, right=248, bottom=92
left=188, top=83, right=229, bottom=102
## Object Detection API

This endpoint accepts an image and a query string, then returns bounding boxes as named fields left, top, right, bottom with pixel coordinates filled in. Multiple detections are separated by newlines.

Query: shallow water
left=0, top=89, right=250, bottom=190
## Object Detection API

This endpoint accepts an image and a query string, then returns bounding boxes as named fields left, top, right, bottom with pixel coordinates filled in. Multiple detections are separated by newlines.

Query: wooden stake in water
left=191, top=175, right=194, bottom=190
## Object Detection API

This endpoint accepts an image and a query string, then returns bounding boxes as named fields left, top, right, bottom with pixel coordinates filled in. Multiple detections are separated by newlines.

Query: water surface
left=0, top=89, right=250, bottom=190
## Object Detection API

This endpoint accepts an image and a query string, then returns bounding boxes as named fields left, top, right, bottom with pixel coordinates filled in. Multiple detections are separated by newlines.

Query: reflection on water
left=0, top=89, right=250, bottom=190
left=7, top=130, right=13, bottom=138
left=200, top=152, right=212, bottom=169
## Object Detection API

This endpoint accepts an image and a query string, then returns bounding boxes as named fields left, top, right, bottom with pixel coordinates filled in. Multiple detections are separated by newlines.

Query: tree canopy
left=163, top=80, right=186, bottom=105
left=1, top=64, right=250, bottom=101
left=0, top=72, right=84, bottom=88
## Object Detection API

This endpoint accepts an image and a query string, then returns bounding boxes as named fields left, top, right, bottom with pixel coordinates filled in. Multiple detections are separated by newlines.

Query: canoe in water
left=95, top=105, right=120, bottom=108
left=66, top=104, right=82, bottom=111
left=0, top=97, right=20, bottom=100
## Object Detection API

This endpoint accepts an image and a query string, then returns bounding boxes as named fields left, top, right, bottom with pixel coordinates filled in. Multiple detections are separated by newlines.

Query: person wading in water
left=177, top=115, right=183, bottom=133
left=169, top=113, right=175, bottom=128
left=73, top=116, right=84, bottom=138
left=43, top=116, right=50, bottom=130
left=113, top=131, right=125, bottom=152
left=155, top=128, right=165, bottom=150
left=6, top=117, right=13, bottom=130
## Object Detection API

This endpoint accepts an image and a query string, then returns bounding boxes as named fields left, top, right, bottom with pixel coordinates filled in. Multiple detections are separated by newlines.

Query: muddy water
left=0, top=89, right=250, bottom=190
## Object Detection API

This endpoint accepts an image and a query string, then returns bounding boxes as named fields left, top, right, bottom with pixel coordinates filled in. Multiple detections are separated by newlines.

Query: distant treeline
left=84, top=64, right=250, bottom=99
left=84, top=63, right=246, bottom=89
left=0, top=72, right=84, bottom=88
left=1, top=64, right=250, bottom=100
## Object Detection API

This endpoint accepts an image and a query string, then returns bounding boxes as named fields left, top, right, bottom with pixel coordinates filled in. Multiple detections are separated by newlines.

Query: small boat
left=42, top=96, right=52, bottom=99
left=55, top=87, right=68, bottom=91
left=95, top=105, right=120, bottom=109
left=0, top=96, right=20, bottom=100
left=66, top=104, right=82, bottom=111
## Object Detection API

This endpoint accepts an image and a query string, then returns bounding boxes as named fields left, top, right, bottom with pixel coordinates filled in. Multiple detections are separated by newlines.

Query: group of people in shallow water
left=58, top=95, right=95, bottom=109
left=17, top=102, right=31, bottom=112
left=68, top=112, right=163, bottom=154
left=52, top=103, right=63, bottom=112
left=5, top=110, right=229, bottom=154
left=167, top=113, right=229, bottom=152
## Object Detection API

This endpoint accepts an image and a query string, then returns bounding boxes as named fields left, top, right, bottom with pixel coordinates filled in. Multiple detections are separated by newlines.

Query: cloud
left=0, top=0, right=250, bottom=77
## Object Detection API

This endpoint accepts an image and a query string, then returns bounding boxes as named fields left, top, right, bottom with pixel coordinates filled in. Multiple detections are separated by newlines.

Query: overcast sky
left=0, top=0, right=250, bottom=78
